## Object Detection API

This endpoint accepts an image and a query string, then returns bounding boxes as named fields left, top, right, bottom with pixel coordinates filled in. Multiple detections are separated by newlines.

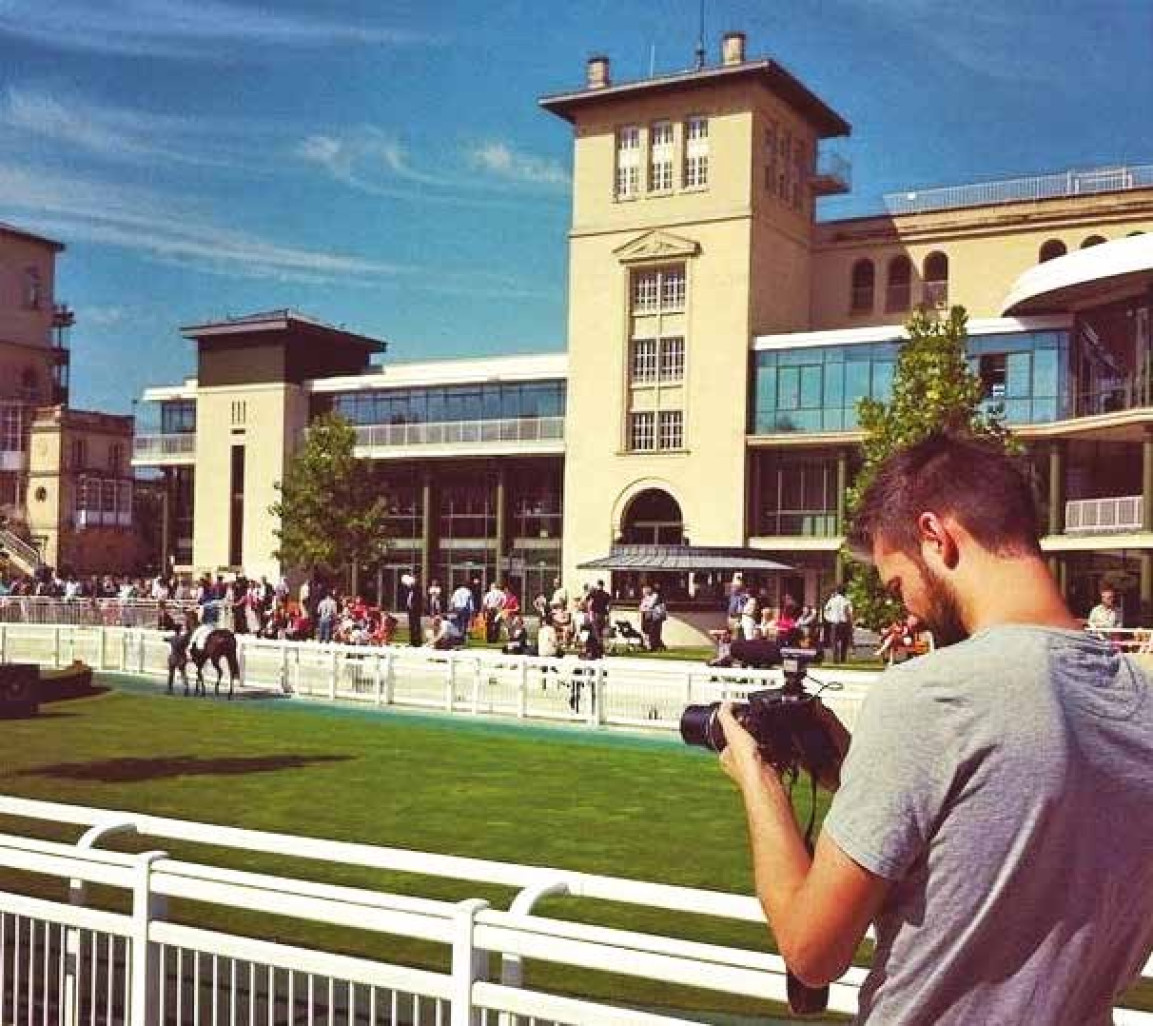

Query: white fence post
left=517, top=659, right=528, bottom=719
left=95, top=627, right=105, bottom=671
left=137, top=630, right=146, bottom=674
left=384, top=649, right=395, bottom=705
left=593, top=663, right=607, bottom=727
left=445, top=653, right=456, bottom=712
left=374, top=652, right=384, bottom=706
left=120, top=629, right=128, bottom=671
left=328, top=648, right=338, bottom=700
left=450, top=899, right=489, bottom=1026
left=53, top=626, right=62, bottom=667
left=130, top=850, right=168, bottom=1026
left=471, top=658, right=482, bottom=716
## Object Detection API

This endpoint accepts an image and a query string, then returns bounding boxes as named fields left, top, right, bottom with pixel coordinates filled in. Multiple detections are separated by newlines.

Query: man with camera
left=717, top=432, right=1153, bottom=1024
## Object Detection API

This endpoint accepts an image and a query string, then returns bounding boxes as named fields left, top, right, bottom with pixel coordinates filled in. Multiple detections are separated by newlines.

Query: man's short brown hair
left=848, top=432, right=1041, bottom=563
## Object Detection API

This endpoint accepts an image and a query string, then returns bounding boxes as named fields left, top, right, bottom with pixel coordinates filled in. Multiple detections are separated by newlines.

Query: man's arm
left=719, top=705, right=888, bottom=987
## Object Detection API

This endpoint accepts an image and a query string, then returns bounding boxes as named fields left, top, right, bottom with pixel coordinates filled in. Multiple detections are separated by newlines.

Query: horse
left=188, top=627, right=241, bottom=699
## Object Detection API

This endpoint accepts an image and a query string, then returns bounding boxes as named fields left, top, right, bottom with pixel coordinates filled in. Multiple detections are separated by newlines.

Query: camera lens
left=679, top=701, right=737, bottom=753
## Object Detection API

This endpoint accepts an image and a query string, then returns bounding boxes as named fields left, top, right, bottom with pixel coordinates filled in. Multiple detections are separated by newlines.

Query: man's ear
left=916, top=512, right=960, bottom=569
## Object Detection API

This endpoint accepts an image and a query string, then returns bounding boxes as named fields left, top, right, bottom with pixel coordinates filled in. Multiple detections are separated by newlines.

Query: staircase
left=0, top=529, right=43, bottom=575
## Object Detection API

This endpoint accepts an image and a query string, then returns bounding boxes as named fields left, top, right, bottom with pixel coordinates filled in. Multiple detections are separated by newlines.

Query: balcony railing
left=885, top=163, right=1153, bottom=216
left=1065, top=495, right=1144, bottom=534
left=812, top=150, right=852, bottom=196
left=132, top=433, right=196, bottom=461
left=75, top=510, right=133, bottom=530
left=354, top=416, right=564, bottom=451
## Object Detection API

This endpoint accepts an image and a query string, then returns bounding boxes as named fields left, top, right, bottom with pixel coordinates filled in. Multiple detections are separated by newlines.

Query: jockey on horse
left=166, top=595, right=241, bottom=698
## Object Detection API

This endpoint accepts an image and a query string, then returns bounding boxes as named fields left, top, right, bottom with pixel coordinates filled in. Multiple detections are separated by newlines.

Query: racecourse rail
left=0, top=621, right=873, bottom=733
left=0, top=797, right=1150, bottom=1026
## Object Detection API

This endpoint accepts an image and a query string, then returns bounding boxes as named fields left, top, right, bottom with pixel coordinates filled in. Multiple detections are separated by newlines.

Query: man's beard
left=918, top=565, right=969, bottom=647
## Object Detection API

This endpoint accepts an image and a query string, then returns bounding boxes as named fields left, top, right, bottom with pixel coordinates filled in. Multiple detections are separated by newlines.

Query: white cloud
left=0, top=86, right=258, bottom=170
left=298, top=128, right=569, bottom=205
left=467, top=141, right=570, bottom=187
left=0, top=161, right=412, bottom=286
left=0, top=0, right=435, bottom=59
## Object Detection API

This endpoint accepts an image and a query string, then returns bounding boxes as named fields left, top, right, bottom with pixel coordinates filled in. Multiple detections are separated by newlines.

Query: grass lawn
left=2, top=677, right=1147, bottom=1020
left=0, top=676, right=843, bottom=1023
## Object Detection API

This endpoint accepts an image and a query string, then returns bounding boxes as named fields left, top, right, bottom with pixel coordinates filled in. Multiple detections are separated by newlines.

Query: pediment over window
left=613, top=230, right=701, bottom=265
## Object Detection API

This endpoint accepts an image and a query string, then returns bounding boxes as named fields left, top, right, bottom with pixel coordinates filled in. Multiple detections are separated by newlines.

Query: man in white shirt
left=823, top=585, right=853, bottom=663
left=1087, top=586, right=1120, bottom=631
left=482, top=582, right=506, bottom=643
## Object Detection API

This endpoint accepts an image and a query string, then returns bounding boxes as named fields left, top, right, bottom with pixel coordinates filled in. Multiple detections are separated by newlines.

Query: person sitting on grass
left=424, top=614, right=462, bottom=650
left=502, top=614, right=531, bottom=655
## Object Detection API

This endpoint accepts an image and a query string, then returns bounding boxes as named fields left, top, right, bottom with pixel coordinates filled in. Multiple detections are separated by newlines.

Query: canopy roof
left=578, top=545, right=792, bottom=572
left=1002, top=233, right=1153, bottom=315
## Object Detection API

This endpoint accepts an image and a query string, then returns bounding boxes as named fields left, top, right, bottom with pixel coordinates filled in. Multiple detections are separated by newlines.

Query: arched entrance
left=620, top=488, right=684, bottom=545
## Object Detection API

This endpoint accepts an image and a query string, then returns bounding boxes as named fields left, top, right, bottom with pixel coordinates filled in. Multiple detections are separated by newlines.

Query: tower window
left=629, top=411, right=655, bottom=451
left=615, top=125, right=641, bottom=199
left=649, top=121, right=674, bottom=192
left=684, top=116, right=709, bottom=189
left=1039, top=239, right=1067, bottom=263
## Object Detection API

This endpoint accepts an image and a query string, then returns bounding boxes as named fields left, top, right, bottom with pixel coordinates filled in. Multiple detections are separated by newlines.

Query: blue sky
left=0, top=0, right=1149, bottom=414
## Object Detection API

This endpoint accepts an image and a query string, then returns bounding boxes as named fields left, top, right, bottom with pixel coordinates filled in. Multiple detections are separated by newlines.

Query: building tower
left=541, top=32, right=850, bottom=586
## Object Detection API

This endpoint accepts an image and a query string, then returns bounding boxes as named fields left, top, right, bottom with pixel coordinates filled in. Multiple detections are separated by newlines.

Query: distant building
left=134, top=31, right=1153, bottom=635
left=0, top=222, right=136, bottom=575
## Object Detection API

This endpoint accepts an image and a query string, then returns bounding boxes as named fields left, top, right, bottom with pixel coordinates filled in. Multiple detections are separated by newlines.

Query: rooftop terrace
left=884, top=163, right=1153, bottom=217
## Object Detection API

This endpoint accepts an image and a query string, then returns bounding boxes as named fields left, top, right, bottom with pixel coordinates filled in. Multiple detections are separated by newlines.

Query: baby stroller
left=609, top=619, right=646, bottom=653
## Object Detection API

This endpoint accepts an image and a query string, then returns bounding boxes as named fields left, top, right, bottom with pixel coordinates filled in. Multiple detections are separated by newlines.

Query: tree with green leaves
left=270, top=412, right=389, bottom=594
left=844, top=305, right=1017, bottom=628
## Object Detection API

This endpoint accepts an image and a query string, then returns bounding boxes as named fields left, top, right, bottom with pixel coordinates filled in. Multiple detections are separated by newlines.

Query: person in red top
left=500, top=584, right=520, bottom=639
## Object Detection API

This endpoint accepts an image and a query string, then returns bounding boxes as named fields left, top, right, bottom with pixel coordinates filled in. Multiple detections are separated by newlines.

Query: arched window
left=1038, top=239, right=1067, bottom=263
left=850, top=259, right=874, bottom=314
left=621, top=489, right=684, bottom=545
left=885, top=255, right=912, bottom=313
left=923, top=251, right=949, bottom=306
left=1081, top=235, right=1107, bottom=249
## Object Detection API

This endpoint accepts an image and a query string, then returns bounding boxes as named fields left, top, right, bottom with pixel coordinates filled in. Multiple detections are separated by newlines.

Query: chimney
left=721, top=31, right=746, bottom=66
left=586, top=54, right=611, bottom=89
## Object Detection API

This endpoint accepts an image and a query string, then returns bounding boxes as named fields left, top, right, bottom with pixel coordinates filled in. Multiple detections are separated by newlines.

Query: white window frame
left=660, top=267, right=686, bottom=311
left=658, top=410, right=684, bottom=450
left=649, top=120, right=674, bottom=192
left=630, top=411, right=656, bottom=452
left=684, top=116, right=709, bottom=189
left=632, top=270, right=660, bottom=314
left=631, top=339, right=658, bottom=384
left=615, top=125, right=641, bottom=200
left=658, top=336, right=685, bottom=382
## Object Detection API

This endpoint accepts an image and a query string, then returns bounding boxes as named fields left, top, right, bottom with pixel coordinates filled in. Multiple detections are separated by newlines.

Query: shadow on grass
left=17, top=753, right=353, bottom=783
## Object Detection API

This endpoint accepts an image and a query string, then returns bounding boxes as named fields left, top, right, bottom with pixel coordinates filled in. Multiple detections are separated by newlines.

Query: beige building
left=0, top=221, right=136, bottom=574
left=133, top=31, right=1153, bottom=633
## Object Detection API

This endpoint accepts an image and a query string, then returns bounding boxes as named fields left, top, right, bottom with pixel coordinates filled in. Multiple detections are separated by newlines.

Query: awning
left=1002, top=233, right=1153, bottom=315
left=578, top=545, right=793, bottom=572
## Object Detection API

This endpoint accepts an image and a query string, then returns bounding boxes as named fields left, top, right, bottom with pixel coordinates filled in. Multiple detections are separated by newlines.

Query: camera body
left=680, top=647, right=840, bottom=781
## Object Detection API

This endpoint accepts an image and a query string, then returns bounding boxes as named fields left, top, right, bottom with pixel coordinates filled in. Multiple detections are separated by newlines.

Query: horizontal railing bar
left=472, top=981, right=711, bottom=1026
left=151, top=920, right=454, bottom=998
left=0, top=891, right=133, bottom=937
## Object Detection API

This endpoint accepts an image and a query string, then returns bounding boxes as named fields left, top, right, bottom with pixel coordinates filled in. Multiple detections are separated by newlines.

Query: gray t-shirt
left=824, top=625, right=1153, bottom=1025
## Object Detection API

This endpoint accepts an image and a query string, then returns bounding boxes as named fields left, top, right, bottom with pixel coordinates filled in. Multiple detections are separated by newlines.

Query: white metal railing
left=0, top=799, right=849, bottom=1026
left=0, top=597, right=198, bottom=629
left=1, top=797, right=1151, bottom=1026
left=885, top=163, right=1153, bottom=216
left=0, top=622, right=871, bottom=733
left=131, top=433, right=195, bottom=461
left=354, top=417, right=564, bottom=451
left=1065, top=495, right=1144, bottom=534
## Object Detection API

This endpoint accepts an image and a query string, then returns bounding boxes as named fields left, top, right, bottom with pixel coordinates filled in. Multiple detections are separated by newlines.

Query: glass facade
left=312, top=381, right=565, bottom=426
left=752, top=329, right=1071, bottom=434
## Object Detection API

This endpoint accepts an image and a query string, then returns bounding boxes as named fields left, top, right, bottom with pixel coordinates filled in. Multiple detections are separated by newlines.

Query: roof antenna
left=694, top=0, right=706, bottom=69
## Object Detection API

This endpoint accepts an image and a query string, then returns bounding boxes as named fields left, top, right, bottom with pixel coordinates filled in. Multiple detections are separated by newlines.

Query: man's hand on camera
left=718, top=702, right=781, bottom=794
